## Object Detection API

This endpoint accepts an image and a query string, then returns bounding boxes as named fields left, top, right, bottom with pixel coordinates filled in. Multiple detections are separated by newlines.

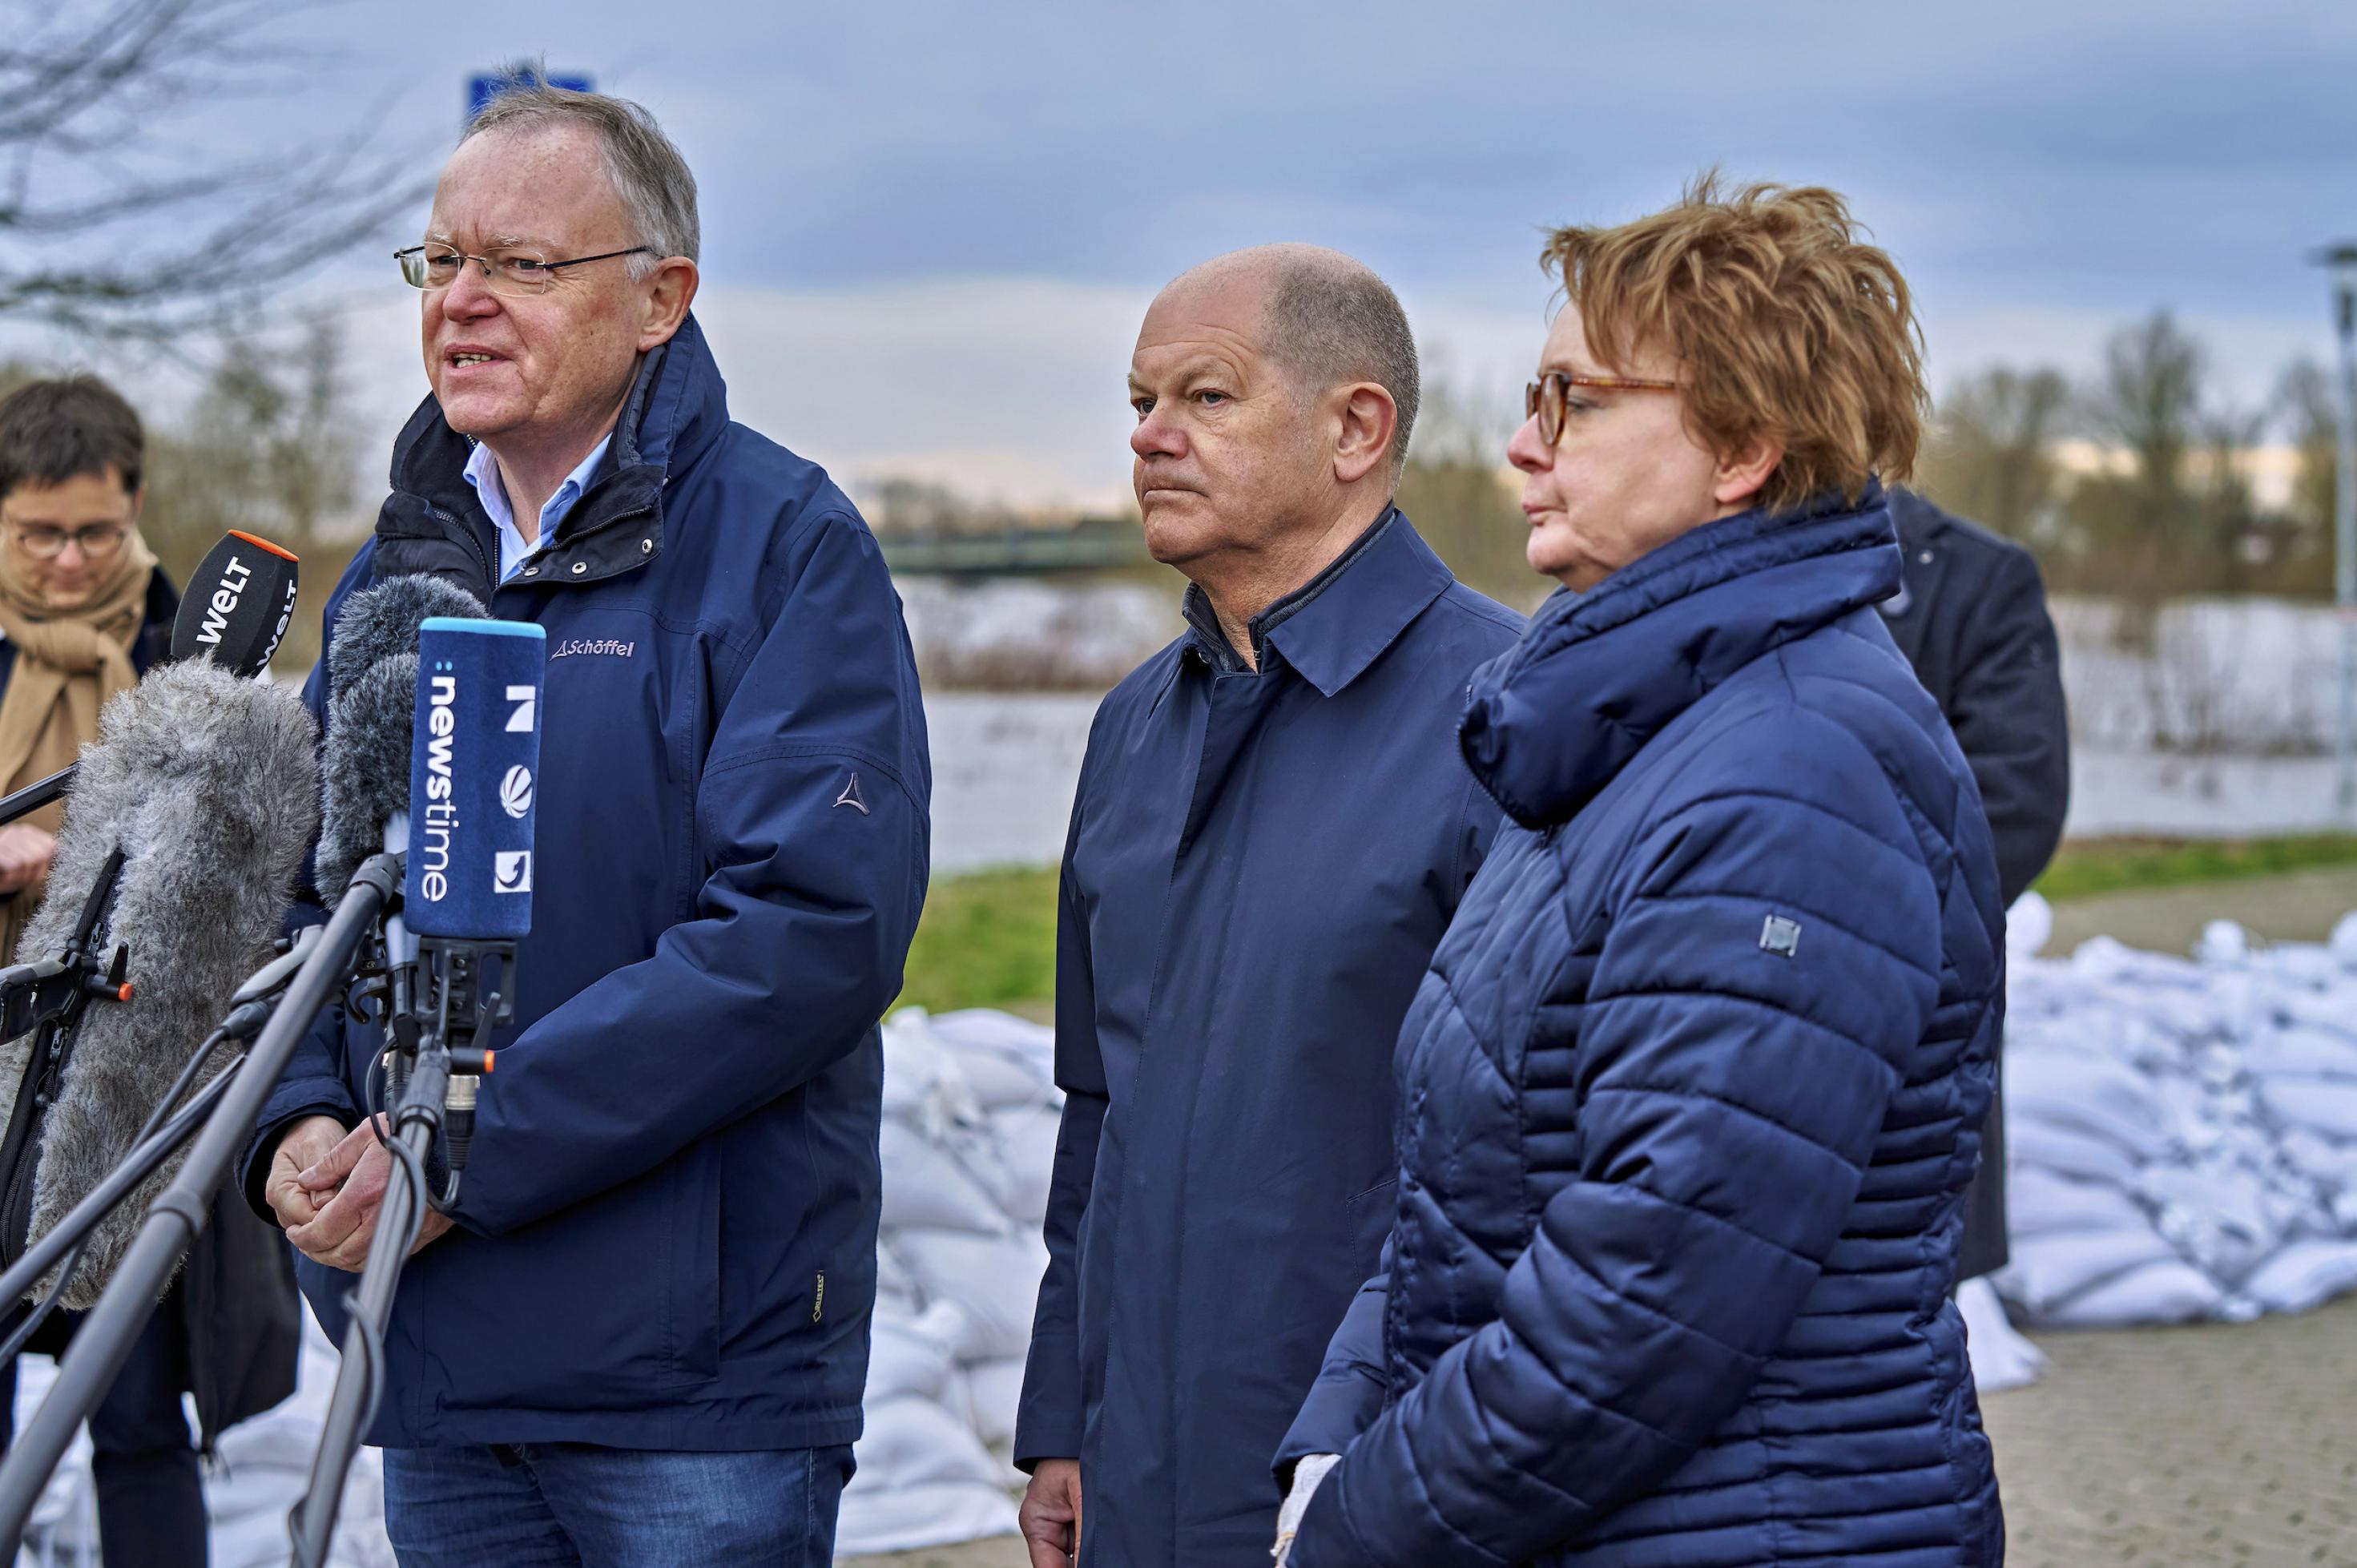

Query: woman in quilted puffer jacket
left=1272, top=177, right=2008, bottom=1568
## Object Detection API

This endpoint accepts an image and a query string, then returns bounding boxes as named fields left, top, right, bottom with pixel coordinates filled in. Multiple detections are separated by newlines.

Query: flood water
left=911, top=582, right=2357, bottom=873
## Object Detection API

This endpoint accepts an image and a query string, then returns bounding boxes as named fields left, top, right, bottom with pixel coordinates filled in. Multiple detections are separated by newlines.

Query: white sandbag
left=868, top=1304, right=969, bottom=1403
left=881, top=1121, right=1015, bottom=1236
left=896, top=1228, right=1051, bottom=1361
left=1956, top=1278, right=2045, bottom=1393
left=16, top=1308, right=398, bottom=1568
left=2139, top=1160, right=2285, bottom=1287
left=851, top=1395, right=1007, bottom=1491
left=2004, top=1114, right=2145, bottom=1188
left=944, top=1046, right=1058, bottom=1111
left=2194, top=920, right=2252, bottom=966
left=2005, top=891, right=2052, bottom=960
left=2242, top=1237, right=2357, bottom=1315
left=880, top=1009, right=985, bottom=1137
left=991, top=1102, right=1066, bottom=1226
left=837, top=1396, right=1018, bottom=1556
left=10, top=1352, right=98, bottom=1566
left=835, top=1481, right=1018, bottom=1559
left=2278, top=1127, right=2357, bottom=1193
left=2239, top=1023, right=2357, bottom=1081
left=2004, top=1048, right=2175, bottom=1161
left=2004, top=1166, right=2152, bottom=1240
left=1997, top=1225, right=2182, bottom=1316
left=877, top=1237, right=921, bottom=1312
left=961, top=1355, right=1028, bottom=1451
left=2255, top=1076, right=2357, bottom=1141
left=930, top=1008, right=1060, bottom=1090
left=2038, top=1257, right=2225, bottom=1328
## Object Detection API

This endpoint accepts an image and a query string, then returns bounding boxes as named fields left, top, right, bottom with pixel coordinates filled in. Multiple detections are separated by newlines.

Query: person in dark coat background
left=1276, top=180, right=2004, bottom=1568
left=1883, top=486, right=2071, bottom=1282
left=0, top=375, right=298, bottom=1567
left=1012, top=245, right=1523, bottom=1568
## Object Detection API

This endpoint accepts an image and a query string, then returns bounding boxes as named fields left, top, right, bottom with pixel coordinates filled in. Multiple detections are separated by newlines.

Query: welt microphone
left=0, top=530, right=300, bottom=831
left=168, top=530, right=301, bottom=675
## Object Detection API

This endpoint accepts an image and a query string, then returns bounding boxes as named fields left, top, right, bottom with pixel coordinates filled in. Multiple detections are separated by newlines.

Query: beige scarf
left=0, top=534, right=157, bottom=959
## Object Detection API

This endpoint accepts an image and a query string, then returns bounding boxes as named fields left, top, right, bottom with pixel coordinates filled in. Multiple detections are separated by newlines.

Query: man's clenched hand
left=263, top=1115, right=348, bottom=1232
left=283, top=1116, right=453, bottom=1271
left=1020, top=1457, right=1082, bottom=1568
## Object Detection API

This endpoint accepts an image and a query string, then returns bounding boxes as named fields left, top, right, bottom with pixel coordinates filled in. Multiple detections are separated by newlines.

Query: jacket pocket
left=665, top=1139, right=723, bottom=1385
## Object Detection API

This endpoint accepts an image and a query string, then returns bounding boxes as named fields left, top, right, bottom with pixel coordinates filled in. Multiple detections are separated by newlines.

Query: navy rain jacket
left=243, top=315, right=930, bottom=1451
left=1014, top=511, right=1522, bottom=1566
left=1283, top=490, right=2005, bottom=1567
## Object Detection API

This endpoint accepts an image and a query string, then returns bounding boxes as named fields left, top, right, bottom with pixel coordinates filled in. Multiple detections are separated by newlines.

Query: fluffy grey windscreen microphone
left=0, top=663, right=320, bottom=1307
left=312, top=573, right=486, bottom=902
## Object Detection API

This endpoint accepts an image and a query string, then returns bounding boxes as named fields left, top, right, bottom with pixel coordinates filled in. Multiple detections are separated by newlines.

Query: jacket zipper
left=424, top=502, right=496, bottom=591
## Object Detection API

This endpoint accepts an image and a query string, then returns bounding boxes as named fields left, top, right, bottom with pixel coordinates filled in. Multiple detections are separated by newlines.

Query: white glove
left=1272, top=1453, right=1340, bottom=1566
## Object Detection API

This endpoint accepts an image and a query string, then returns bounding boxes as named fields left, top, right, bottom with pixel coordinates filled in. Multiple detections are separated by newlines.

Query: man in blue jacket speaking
left=240, top=83, right=929, bottom=1565
left=1013, top=246, right=1522, bottom=1568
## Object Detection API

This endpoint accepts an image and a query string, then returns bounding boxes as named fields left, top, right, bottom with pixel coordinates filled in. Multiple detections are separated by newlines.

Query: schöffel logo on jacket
left=550, top=637, right=637, bottom=660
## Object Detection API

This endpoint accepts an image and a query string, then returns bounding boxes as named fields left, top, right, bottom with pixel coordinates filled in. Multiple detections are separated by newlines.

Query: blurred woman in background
left=1274, top=180, right=2007, bottom=1567
left=0, top=376, right=296, bottom=1568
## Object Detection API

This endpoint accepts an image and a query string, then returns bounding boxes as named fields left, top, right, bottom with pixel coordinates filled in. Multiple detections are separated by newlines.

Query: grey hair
left=1259, top=248, right=1421, bottom=471
left=462, top=71, right=699, bottom=279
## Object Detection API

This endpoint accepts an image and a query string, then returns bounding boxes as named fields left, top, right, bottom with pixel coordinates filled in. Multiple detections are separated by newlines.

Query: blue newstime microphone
left=288, top=615, right=545, bottom=1567
left=404, top=617, right=544, bottom=938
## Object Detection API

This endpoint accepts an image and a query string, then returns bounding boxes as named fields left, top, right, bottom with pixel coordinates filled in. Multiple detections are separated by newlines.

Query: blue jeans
left=380, top=1441, right=854, bottom=1567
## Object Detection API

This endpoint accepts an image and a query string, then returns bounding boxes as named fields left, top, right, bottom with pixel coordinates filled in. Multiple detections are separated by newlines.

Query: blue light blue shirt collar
left=462, top=434, right=612, bottom=582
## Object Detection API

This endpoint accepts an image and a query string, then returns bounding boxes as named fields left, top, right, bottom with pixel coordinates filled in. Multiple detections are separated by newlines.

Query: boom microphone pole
left=0, top=850, right=403, bottom=1556
left=0, top=924, right=320, bottom=1318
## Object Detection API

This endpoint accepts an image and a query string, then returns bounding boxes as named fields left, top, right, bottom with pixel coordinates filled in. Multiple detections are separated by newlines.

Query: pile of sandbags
left=1996, top=897, right=2357, bottom=1329
left=13, top=1312, right=392, bottom=1568
left=841, top=1006, right=1064, bottom=1556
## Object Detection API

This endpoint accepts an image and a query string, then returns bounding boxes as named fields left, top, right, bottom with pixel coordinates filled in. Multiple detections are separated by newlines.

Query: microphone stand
left=0, top=923, right=324, bottom=1323
left=287, top=932, right=509, bottom=1568
left=0, top=852, right=405, bottom=1558
left=0, top=765, right=72, bottom=830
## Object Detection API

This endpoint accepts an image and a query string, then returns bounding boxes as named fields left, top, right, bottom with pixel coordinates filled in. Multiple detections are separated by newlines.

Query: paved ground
left=1984, top=1292, right=2357, bottom=1567
left=2043, top=864, right=2357, bottom=956
left=846, top=871, right=2357, bottom=1567
left=846, top=1295, right=2357, bottom=1567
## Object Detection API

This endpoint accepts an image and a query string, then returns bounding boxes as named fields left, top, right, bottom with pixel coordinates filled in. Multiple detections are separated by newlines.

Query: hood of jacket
left=371, top=312, right=731, bottom=599
left=1460, top=483, right=1903, bottom=828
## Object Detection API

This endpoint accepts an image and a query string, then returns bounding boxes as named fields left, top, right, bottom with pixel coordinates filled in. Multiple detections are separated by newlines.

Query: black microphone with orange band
left=0, top=530, right=299, bottom=829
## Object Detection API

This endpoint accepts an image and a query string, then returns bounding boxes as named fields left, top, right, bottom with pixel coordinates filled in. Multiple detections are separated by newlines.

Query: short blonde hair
left=1541, top=175, right=1925, bottom=515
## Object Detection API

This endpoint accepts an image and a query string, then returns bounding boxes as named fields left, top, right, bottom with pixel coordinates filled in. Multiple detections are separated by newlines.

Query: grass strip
left=2036, top=832, right=2357, bottom=903
left=896, top=836, right=2357, bottom=1015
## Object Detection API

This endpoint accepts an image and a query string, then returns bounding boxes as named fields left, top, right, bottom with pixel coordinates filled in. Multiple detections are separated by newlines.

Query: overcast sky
left=16, top=0, right=2357, bottom=510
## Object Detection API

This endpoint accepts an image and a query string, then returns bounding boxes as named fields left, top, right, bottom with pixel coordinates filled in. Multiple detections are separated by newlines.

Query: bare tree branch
left=0, top=0, right=433, bottom=342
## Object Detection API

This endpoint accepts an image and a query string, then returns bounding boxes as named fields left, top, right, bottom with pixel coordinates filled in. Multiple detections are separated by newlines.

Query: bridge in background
left=878, top=523, right=1148, bottom=578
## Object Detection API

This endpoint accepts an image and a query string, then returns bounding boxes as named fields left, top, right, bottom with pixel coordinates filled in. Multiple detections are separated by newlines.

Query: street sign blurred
left=467, top=72, right=594, bottom=126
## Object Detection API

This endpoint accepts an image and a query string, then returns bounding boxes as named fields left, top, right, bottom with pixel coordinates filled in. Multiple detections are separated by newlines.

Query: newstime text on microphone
left=408, top=618, right=544, bottom=932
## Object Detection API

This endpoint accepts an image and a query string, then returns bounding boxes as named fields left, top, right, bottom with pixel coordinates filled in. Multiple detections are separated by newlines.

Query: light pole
left=2320, top=244, right=2357, bottom=816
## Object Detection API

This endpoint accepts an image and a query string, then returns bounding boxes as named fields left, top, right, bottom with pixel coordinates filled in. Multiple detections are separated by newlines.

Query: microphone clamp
left=0, top=847, right=133, bottom=1042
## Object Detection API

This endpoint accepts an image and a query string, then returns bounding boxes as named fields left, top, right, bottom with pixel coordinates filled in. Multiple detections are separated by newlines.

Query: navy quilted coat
left=1280, top=489, right=2006, bottom=1567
